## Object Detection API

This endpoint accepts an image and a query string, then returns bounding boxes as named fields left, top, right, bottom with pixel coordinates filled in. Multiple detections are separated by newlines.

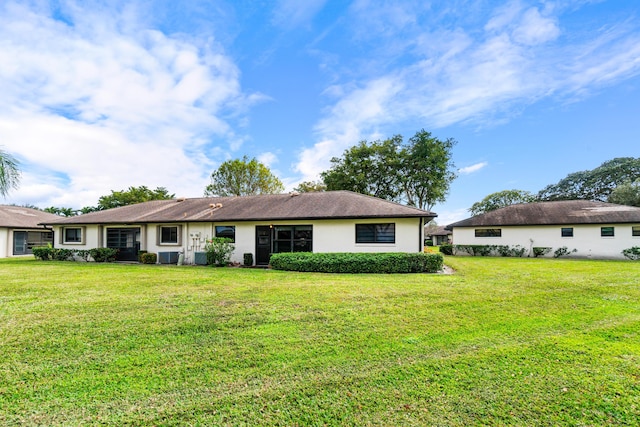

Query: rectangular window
left=474, top=228, right=502, bottom=238
left=356, top=223, right=396, bottom=243
left=561, top=227, right=574, bottom=237
left=633, top=226, right=640, bottom=237
left=215, top=226, right=236, bottom=242
left=63, top=227, right=83, bottom=244
left=273, top=225, right=312, bottom=253
left=601, top=226, right=615, bottom=237
left=159, top=225, right=180, bottom=245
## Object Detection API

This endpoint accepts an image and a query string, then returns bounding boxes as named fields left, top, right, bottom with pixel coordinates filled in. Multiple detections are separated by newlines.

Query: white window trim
left=61, top=226, right=85, bottom=245
left=157, top=225, right=182, bottom=246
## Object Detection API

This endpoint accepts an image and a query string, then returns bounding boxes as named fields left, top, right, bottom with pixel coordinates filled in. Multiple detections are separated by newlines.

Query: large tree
left=97, top=186, right=175, bottom=210
left=204, top=156, right=284, bottom=197
left=400, top=130, right=457, bottom=211
left=537, top=157, right=640, bottom=202
left=320, top=130, right=457, bottom=210
left=469, top=189, right=536, bottom=216
left=608, top=179, right=640, bottom=207
left=321, top=136, right=404, bottom=202
left=0, top=147, right=21, bottom=198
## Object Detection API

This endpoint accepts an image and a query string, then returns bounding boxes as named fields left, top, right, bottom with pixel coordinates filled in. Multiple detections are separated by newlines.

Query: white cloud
left=459, top=162, right=488, bottom=175
left=294, top=1, right=640, bottom=180
left=0, top=1, right=257, bottom=208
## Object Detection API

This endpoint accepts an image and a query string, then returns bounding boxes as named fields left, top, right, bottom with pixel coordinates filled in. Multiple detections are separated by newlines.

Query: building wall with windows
left=452, top=224, right=640, bottom=259
left=52, top=217, right=425, bottom=264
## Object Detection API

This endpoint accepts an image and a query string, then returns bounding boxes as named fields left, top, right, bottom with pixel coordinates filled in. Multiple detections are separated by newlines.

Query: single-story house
left=446, top=200, right=640, bottom=259
left=424, top=225, right=452, bottom=245
left=40, top=191, right=436, bottom=265
left=0, top=205, right=59, bottom=258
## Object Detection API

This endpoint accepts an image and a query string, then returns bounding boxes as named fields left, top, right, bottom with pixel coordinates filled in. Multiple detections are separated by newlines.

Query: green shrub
left=32, top=246, right=53, bottom=260
left=204, top=237, right=235, bottom=266
left=554, top=246, right=577, bottom=258
left=243, top=253, right=254, bottom=266
left=74, top=250, right=91, bottom=261
left=140, top=252, right=157, bottom=264
left=425, top=239, right=434, bottom=247
left=622, top=247, right=640, bottom=260
left=455, top=245, right=493, bottom=256
left=439, top=244, right=453, bottom=255
left=269, top=252, right=444, bottom=274
left=533, top=247, right=552, bottom=258
left=89, top=248, right=118, bottom=263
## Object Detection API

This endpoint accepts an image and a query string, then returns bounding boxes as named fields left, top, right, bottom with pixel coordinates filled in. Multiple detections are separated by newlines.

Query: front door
left=255, top=226, right=272, bottom=266
left=106, top=228, right=140, bottom=261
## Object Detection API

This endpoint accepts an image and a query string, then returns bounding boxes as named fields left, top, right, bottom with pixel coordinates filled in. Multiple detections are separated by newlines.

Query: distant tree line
left=470, top=157, right=640, bottom=215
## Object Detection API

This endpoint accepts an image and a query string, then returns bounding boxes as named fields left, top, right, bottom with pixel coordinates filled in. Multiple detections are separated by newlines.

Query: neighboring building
left=41, top=191, right=436, bottom=265
left=0, top=205, right=59, bottom=258
left=446, top=200, right=640, bottom=259
left=424, top=225, right=452, bottom=245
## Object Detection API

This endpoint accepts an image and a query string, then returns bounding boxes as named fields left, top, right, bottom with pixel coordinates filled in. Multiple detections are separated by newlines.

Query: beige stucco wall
left=452, top=224, right=640, bottom=259
left=0, top=228, right=8, bottom=258
left=54, top=217, right=425, bottom=264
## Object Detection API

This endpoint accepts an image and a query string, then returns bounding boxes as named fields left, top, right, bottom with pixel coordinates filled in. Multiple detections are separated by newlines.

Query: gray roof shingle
left=0, top=205, right=61, bottom=228
left=40, top=191, right=436, bottom=225
left=447, top=200, right=640, bottom=229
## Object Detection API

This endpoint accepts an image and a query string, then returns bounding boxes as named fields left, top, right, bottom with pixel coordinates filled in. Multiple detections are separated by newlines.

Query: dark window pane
left=215, top=226, right=235, bottom=242
left=273, top=240, right=292, bottom=253
left=601, top=227, right=614, bottom=237
left=475, top=229, right=502, bottom=237
left=633, top=226, right=640, bottom=237
left=561, top=227, right=573, bottom=237
left=161, top=226, right=178, bottom=243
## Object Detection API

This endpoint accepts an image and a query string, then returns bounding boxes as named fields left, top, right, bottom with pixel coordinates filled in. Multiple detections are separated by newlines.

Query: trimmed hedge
left=269, top=252, right=444, bottom=274
left=32, top=246, right=118, bottom=263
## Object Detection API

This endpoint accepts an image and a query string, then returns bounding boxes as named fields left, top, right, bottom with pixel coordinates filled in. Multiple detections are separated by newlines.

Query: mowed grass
left=1, top=257, right=639, bottom=426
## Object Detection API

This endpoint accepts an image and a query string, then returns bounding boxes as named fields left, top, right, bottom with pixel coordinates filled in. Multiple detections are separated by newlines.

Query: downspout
left=419, top=217, right=424, bottom=252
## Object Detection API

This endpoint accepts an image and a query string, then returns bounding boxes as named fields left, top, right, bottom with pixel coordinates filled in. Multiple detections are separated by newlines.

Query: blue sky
left=1, top=0, right=639, bottom=224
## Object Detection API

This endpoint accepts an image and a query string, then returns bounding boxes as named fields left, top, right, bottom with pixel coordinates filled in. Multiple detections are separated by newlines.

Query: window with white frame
left=63, top=227, right=84, bottom=244
left=632, top=226, right=640, bottom=237
left=158, top=225, right=181, bottom=245
left=474, top=228, right=502, bottom=237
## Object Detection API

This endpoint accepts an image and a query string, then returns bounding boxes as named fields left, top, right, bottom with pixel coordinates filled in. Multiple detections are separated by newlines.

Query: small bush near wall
left=453, top=245, right=528, bottom=257
left=533, top=247, right=552, bottom=258
left=204, top=237, right=235, bottom=266
left=553, top=246, right=577, bottom=258
left=140, top=252, right=158, bottom=264
left=439, top=244, right=453, bottom=255
left=269, top=252, right=444, bottom=274
left=622, top=247, right=640, bottom=260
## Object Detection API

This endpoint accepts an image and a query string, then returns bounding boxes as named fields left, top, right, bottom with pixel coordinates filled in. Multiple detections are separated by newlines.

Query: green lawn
left=1, top=257, right=639, bottom=426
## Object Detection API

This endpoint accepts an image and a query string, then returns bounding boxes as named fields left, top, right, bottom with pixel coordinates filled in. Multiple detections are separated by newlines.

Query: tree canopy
left=0, top=147, right=21, bottom=198
left=537, top=157, right=640, bottom=202
left=204, top=156, right=284, bottom=197
left=320, top=130, right=456, bottom=210
left=294, top=180, right=326, bottom=193
left=608, top=179, right=640, bottom=207
left=469, top=189, right=537, bottom=216
left=97, top=186, right=175, bottom=210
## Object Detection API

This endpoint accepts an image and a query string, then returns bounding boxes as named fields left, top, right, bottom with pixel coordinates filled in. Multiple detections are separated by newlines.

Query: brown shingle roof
left=0, top=205, right=60, bottom=229
left=447, top=200, right=640, bottom=229
left=40, top=191, right=436, bottom=225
